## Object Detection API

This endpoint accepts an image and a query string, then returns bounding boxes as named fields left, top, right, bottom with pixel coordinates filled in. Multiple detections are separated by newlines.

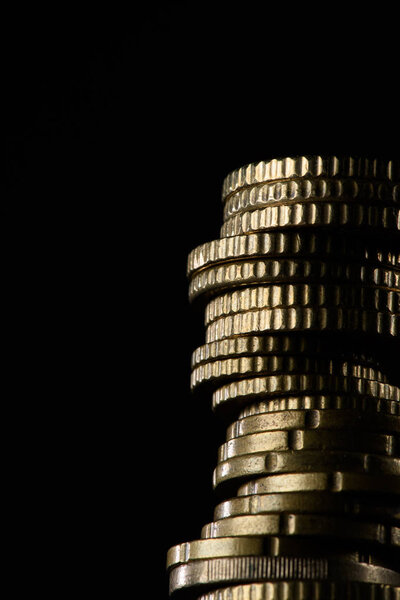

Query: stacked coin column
left=167, top=156, right=400, bottom=599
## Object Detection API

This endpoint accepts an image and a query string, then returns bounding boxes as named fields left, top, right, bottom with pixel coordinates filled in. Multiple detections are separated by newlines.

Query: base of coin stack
left=167, top=156, right=400, bottom=598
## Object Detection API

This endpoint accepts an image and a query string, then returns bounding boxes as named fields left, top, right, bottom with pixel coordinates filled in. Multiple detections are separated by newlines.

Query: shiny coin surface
left=201, top=514, right=400, bottom=548
left=197, top=581, right=400, bottom=600
left=226, top=409, right=400, bottom=439
left=220, top=202, right=400, bottom=238
left=214, top=492, right=400, bottom=523
left=213, top=377, right=400, bottom=414
left=191, top=335, right=382, bottom=367
left=190, top=259, right=400, bottom=302
left=223, top=177, right=400, bottom=221
left=221, top=156, right=400, bottom=200
left=238, top=396, right=400, bottom=418
left=213, top=451, right=400, bottom=491
left=217, top=429, right=397, bottom=461
left=237, top=472, right=400, bottom=496
left=205, top=285, right=400, bottom=325
left=191, top=356, right=387, bottom=390
left=206, top=307, right=399, bottom=343
left=169, top=556, right=400, bottom=595
left=187, top=231, right=400, bottom=276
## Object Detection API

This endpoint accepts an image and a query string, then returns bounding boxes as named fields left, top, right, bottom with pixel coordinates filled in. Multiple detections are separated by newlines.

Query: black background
left=5, top=2, right=399, bottom=597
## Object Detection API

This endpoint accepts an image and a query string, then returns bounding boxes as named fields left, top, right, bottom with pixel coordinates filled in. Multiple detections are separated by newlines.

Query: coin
left=197, top=581, right=400, bottom=600
left=237, top=472, right=400, bottom=496
left=167, top=534, right=397, bottom=570
left=191, top=356, right=387, bottom=391
left=213, top=376, right=400, bottom=414
left=214, top=492, right=400, bottom=523
left=220, top=203, right=400, bottom=238
left=217, top=430, right=397, bottom=461
left=189, top=259, right=400, bottom=302
left=204, top=285, right=400, bottom=325
left=238, top=397, right=400, bottom=418
left=221, top=156, right=400, bottom=200
left=191, top=335, right=382, bottom=368
left=213, top=451, right=400, bottom=491
left=167, top=536, right=265, bottom=570
left=169, top=556, right=400, bottom=595
left=201, top=514, right=399, bottom=548
left=226, top=409, right=400, bottom=439
left=187, top=231, right=400, bottom=277
left=223, top=178, right=400, bottom=221
left=205, top=307, right=399, bottom=343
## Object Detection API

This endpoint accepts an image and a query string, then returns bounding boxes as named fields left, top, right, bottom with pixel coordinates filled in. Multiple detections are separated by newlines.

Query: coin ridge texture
left=220, top=202, right=400, bottom=238
left=197, top=581, right=400, bottom=600
left=212, top=376, right=400, bottom=413
left=167, top=157, right=400, bottom=596
left=204, top=285, right=400, bottom=325
left=191, top=356, right=387, bottom=390
left=237, top=472, right=400, bottom=496
left=213, top=492, right=400, bottom=522
left=187, top=232, right=400, bottom=276
left=169, top=556, right=400, bottom=594
left=221, top=156, right=400, bottom=200
left=189, top=259, right=400, bottom=301
left=223, top=177, right=400, bottom=221
left=201, top=514, right=399, bottom=547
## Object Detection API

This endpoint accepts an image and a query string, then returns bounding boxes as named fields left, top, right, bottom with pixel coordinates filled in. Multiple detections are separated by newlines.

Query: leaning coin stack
left=167, top=156, right=400, bottom=598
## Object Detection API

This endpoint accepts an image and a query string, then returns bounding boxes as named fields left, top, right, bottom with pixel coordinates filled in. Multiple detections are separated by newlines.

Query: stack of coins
left=167, top=156, right=400, bottom=598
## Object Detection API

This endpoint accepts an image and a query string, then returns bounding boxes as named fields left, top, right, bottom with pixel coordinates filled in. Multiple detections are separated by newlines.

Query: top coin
left=222, top=156, right=400, bottom=201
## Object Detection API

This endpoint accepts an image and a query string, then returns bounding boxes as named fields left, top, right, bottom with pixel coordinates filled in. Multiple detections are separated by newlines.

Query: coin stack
left=167, top=156, right=400, bottom=599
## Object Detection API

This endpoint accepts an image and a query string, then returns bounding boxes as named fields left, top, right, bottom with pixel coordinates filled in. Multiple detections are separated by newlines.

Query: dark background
left=5, top=2, right=399, bottom=597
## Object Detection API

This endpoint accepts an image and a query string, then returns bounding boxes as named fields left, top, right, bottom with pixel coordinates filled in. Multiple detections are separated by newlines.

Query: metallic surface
left=166, top=156, right=400, bottom=597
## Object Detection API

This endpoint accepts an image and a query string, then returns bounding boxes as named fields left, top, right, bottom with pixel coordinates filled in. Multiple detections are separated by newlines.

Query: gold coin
left=166, top=536, right=265, bottom=570
left=223, top=177, right=400, bottom=221
left=222, top=156, right=400, bottom=201
left=206, top=307, right=399, bottom=343
left=237, top=471, right=400, bottom=496
left=213, top=451, right=400, bottom=490
left=187, top=231, right=400, bottom=277
left=201, top=514, right=399, bottom=548
left=217, top=429, right=397, bottom=461
left=189, top=259, right=400, bottom=302
left=226, top=409, right=400, bottom=440
left=205, top=285, right=400, bottom=325
left=214, top=492, right=400, bottom=523
left=212, top=376, right=400, bottom=414
left=191, top=356, right=387, bottom=391
left=198, top=581, right=400, bottom=600
left=167, top=534, right=396, bottom=570
left=191, top=335, right=381, bottom=368
left=220, top=203, right=400, bottom=238
left=238, top=397, right=400, bottom=418
left=221, top=203, right=400, bottom=239
left=169, top=555, right=400, bottom=594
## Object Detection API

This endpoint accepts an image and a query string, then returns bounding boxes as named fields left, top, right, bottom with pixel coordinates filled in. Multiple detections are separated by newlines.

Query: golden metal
left=197, top=582, right=400, bottom=600
left=223, top=177, right=400, bottom=221
left=166, top=156, right=400, bottom=597
left=212, top=376, right=400, bottom=414
left=189, top=259, right=400, bottom=302
left=220, top=202, right=400, bottom=238
left=204, top=285, right=400, bottom=325
left=217, top=430, right=397, bottom=461
left=214, top=493, right=400, bottom=522
left=187, top=232, right=400, bottom=277
left=191, top=357, right=387, bottom=390
left=201, top=514, right=400, bottom=547
left=221, top=156, right=400, bottom=200
left=237, top=472, right=400, bottom=496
